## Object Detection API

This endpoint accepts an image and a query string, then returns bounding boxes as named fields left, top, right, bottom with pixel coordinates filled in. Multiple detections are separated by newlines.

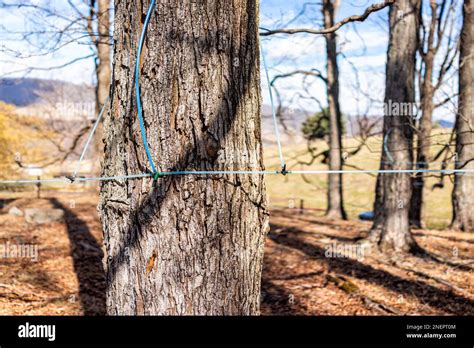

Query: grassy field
left=263, top=130, right=457, bottom=229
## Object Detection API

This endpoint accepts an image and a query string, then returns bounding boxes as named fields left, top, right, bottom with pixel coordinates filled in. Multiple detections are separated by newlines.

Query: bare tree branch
left=260, top=0, right=395, bottom=36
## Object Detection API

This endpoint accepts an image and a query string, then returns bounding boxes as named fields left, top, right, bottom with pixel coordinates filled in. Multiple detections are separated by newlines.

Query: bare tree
left=260, top=1, right=395, bottom=36
left=261, top=0, right=394, bottom=219
left=323, top=0, right=346, bottom=219
left=99, top=0, right=268, bottom=314
left=364, top=0, right=421, bottom=253
left=0, top=0, right=112, bottom=156
left=451, top=0, right=473, bottom=232
left=410, top=0, right=459, bottom=228
left=63, top=0, right=112, bottom=115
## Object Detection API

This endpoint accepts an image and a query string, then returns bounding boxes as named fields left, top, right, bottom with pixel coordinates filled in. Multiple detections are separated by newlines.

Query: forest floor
left=0, top=192, right=473, bottom=315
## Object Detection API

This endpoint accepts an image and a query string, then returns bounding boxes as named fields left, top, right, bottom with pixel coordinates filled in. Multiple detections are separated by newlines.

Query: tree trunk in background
left=410, top=1, right=437, bottom=229
left=451, top=0, right=474, bottom=232
left=99, top=0, right=268, bottom=314
left=95, top=0, right=111, bottom=113
left=323, top=0, right=346, bottom=220
left=93, top=0, right=111, bottom=162
left=365, top=0, right=419, bottom=253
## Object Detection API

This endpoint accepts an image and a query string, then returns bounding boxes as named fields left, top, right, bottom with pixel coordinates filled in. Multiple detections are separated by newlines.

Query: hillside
left=0, top=78, right=95, bottom=120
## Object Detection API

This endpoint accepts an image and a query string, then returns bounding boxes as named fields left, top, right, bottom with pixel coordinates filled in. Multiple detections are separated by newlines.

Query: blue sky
left=0, top=0, right=461, bottom=121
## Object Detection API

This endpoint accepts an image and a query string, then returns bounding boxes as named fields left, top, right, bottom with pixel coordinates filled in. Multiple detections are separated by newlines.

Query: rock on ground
left=8, top=206, right=23, bottom=217
left=24, top=208, right=64, bottom=224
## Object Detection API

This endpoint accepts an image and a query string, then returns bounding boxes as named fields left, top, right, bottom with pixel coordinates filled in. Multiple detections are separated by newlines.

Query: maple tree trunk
left=323, top=0, right=346, bottom=220
left=99, top=0, right=268, bottom=314
left=366, top=0, right=419, bottom=253
left=451, top=0, right=474, bottom=232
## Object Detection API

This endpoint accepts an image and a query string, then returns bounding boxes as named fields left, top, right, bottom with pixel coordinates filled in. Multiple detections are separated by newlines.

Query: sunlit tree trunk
left=99, top=0, right=268, bottom=314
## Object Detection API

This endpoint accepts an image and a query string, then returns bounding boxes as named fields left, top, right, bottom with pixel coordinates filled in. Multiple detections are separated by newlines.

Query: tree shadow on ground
left=261, top=251, right=311, bottom=315
left=412, top=231, right=474, bottom=245
left=0, top=199, right=15, bottom=210
left=50, top=198, right=105, bottom=315
left=271, top=222, right=357, bottom=243
left=261, top=277, right=308, bottom=315
left=268, top=223, right=474, bottom=315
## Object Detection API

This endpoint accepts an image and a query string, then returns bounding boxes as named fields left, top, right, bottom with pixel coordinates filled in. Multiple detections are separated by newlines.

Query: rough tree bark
left=365, top=0, right=419, bottom=253
left=323, top=0, right=346, bottom=220
left=99, top=0, right=268, bottom=315
left=451, top=0, right=473, bottom=232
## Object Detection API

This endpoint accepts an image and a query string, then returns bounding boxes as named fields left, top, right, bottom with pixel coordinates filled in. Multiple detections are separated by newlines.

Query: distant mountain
left=0, top=78, right=95, bottom=119
left=436, top=119, right=455, bottom=128
left=0, top=78, right=95, bottom=106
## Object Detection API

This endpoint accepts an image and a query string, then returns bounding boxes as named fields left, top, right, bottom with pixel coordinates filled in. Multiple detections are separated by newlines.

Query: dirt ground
left=0, top=192, right=473, bottom=315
